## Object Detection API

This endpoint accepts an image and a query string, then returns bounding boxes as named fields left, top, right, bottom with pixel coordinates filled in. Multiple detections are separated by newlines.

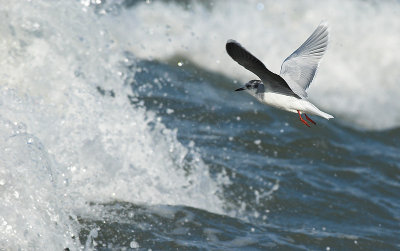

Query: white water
left=0, top=1, right=226, bottom=249
left=108, top=0, right=400, bottom=130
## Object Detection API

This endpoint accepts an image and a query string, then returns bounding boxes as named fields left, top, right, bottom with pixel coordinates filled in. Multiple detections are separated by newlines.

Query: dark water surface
left=80, top=59, right=400, bottom=250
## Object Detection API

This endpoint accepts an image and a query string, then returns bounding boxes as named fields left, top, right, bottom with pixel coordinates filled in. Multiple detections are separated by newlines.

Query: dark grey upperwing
left=226, top=39, right=299, bottom=97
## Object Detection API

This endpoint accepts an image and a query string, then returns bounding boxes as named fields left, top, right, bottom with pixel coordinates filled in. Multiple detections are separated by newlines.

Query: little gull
left=226, top=22, right=333, bottom=127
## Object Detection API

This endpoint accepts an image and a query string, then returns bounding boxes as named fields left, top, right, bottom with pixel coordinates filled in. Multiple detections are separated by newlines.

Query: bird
left=226, top=22, right=333, bottom=127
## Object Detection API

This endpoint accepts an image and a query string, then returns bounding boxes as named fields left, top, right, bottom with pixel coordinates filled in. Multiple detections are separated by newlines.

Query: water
left=0, top=0, right=399, bottom=250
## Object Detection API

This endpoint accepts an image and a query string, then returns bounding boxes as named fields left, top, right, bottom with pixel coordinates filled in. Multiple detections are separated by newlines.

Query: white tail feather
left=318, top=110, right=334, bottom=120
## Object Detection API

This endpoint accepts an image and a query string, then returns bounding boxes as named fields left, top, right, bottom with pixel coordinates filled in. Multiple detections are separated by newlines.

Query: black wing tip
left=226, top=39, right=237, bottom=44
left=226, top=39, right=238, bottom=50
left=226, top=39, right=239, bottom=57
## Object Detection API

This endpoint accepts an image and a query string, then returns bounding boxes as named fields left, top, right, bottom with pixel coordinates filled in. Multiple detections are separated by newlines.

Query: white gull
left=226, top=22, right=333, bottom=127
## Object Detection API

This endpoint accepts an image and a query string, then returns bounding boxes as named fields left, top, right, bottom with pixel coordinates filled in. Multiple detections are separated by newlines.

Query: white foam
left=0, top=118, right=79, bottom=250
left=0, top=1, right=226, bottom=249
left=107, top=0, right=400, bottom=130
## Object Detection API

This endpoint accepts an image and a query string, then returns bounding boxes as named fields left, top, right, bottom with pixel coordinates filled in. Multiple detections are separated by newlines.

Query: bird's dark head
left=235, top=80, right=264, bottom=94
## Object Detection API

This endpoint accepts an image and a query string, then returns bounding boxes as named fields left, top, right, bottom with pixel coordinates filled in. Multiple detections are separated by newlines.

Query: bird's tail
left=305, top=102, right=334, bottom=120
left=317, top=110, right=334, bottom=120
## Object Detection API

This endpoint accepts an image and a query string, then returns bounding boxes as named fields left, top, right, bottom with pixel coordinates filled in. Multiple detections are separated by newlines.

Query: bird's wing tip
left=319, top=20, right=329, bottom=28
left=226, top=39, right=238, bottom=44
left=319, top=19, right=329, bottom=26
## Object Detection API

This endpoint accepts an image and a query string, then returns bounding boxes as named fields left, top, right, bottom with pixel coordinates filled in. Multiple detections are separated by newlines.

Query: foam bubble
left=0, top=116, right=79, bottom=250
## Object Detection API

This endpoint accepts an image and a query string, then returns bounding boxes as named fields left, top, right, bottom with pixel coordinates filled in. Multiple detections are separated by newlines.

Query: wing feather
left=280, top=22, right=329, bottom=98
left=226, top=40, right=298, bottom=97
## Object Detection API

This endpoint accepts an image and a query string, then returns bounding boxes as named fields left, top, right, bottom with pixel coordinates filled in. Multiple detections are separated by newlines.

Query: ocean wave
left=0, top=1, right=226, bottom=249
left=99, top=0, right=400, bottom=130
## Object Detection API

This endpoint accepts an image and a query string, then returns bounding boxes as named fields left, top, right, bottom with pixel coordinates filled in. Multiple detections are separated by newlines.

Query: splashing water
left=0, top=1, right=226, bottom=249
left=1, top=0, right=400, bottom=250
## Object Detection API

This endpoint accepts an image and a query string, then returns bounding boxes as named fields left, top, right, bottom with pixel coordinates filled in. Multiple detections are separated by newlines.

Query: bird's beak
left=235, top=87, right=246, bottom=91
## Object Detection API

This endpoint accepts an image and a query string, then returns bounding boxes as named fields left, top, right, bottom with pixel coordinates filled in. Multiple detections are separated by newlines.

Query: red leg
left=305, top=114, right=316, bottom=125
left=297, top=110, right=310, bottom=127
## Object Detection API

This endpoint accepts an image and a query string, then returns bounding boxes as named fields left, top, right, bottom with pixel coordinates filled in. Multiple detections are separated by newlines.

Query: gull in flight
left=226, top=22, right=333, bottom=127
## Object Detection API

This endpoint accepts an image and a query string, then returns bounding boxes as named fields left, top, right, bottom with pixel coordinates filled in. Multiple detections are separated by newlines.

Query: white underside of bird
left=258, top=92, right=333, bottom=120
left=226, top=22, right=334, bottom=127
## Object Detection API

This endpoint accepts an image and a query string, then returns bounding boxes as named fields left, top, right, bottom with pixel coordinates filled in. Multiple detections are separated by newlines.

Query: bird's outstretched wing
left=280, top=22, right=329, bottom=98
left=226, top=39, right=298, bottom=97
